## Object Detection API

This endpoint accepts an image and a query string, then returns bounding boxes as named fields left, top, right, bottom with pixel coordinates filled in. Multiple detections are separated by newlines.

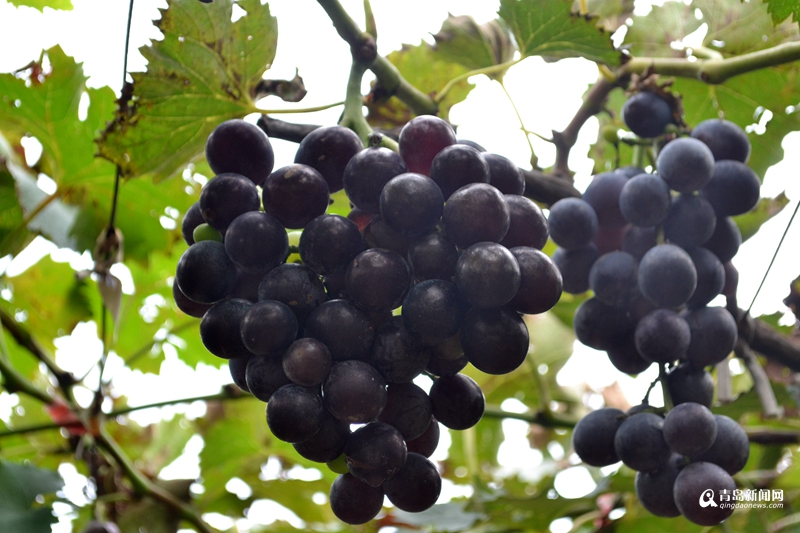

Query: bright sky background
left=0, top=1, right=798, bottom=532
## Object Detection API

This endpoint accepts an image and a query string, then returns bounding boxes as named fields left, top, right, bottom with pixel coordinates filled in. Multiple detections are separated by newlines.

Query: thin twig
left=716, top=358, right=734, bottom=404
left=436, top=58, right=523, bottom=105
left=249, top=101, right=345, bottom=114
left=499, top=80, right=538, bottom=167
left=736, top=339, right=781, bottom=418
left=482, top=404, right=577, bottom=428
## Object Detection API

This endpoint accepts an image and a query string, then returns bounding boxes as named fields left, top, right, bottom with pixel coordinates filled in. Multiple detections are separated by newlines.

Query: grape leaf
left=574, top=0, right=635, bottom=32
left=432, top=15, right=516, bottom=76
left=498, top=0, right=620, bottom=66
left=0, top=166, right=31, bottom=257
left=0, top=460, right=63, bottom=533
left=622, top=1, right=701, bottom=58
left=765, top=0, right=800, bottom=25
left=7, top=0, right=72, bottom=11
left=366, top=42, right=474, bottom=128
left=98, top=0, right=278, bottom=182
left=698, top=0, right=799, bottom=56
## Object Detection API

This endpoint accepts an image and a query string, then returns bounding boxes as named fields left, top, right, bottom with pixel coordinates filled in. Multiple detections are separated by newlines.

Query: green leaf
left=0, top=460, right=63, bottom=533
left=98, top=0, right=278, bottom=181
left=117, top=479, right=191, bottom=533
left=764, top=0, right=800, bottom=25
left=622, top=1, right=701, bottom=58
left=498, top=0, right=620, bottom=65
left=574, top=0, right=635, bottom=32
left=367, top=42, right=474, bottom=127
left=0, top=166, right=31, bottom=257
left=432, top=15, right=516, bottom=75
left=7, top=0, right=71, bottom=11
left=699, top=0, right=800, bottom=56
left=735, top=193, right=790, bottom=242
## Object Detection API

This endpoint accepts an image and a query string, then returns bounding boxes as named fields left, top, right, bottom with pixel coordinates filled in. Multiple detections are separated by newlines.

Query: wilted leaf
left=432, top=15, right=516, bottom=76
left=499, top=0, right=620, bottom=65
left=255, top=71, right=307, bottom=103
left=98, top=0, right=278, bottom=181
left=575, top=0, right=635, bottom=32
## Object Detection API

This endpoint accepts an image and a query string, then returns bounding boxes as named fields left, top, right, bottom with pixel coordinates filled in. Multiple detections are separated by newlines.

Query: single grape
left=346, top=206, right=373, bottom=231
left=294, top=125, right=363, bottom=192
left=240, top=300, right=297, bottom=357
left=572, top=407, right=624, bottom=467
left=673, top=462, right=736, bottom=525
left=266, top=384, right=325, bottom=443
left=429, top=144, right=490, bottom=199
left=634, top=309, right=690, bottom=363
left=683, top=306, right=737, bottom=367
left=508, top=247, right=563, bottom=315
left=176, top=240, right=237, bottom=304
left=345, top=421, right=407, bottom=486
left=323, top=360, right=387, bottom=423
left=701, top=160, right=761, bottom=216
left=224, top=211, right=288, bottom=273
left=245, top=355, right=290, bottom=402
left=199, top=299, right=253, bottom=359
left=548, top=198, right=599, bottom=249
left=704, top=216, right=741, bottom=264
left=401, top=279, right=463, bottom=346
left=663, top=194, right=717, bottom=248
left=379, top=173, right=444, bottom=236
left=589, top=251, right=638, bottom=308
left=329, top=474, right=384, bottom=525
left=262, top=164, right=330, bottom=229
left=614, top=412, right=671, bottom=471
left=426, top=346, right=468, bottom=376
left=667, top=363, right=714, bottom=408
left=622, top=225, right=657, bottom=261
left=662, top=402, right=717, bottom=457
left=369, top=317, right=429, bottom=383
left=172, top=281, right=212, bottom=318
left=205, top=119, right=274, bottom=186
left=485, top=153, right=525, bottom=195
left=406, top=416, right=440, bottom=457
left=398, top=115, right=457, bottom=176
left=228, top=355, right=251, bottom=392
left=429, top=373, right=485, bottom=430
left=293, top=411, right=351, bottom=463
left=343, top=145, right=408, bottom=213
left=258, top=263, right=327, bottom=326
left=552, top=244, right=600, bottom=294
left=442, top=183, right=510, bottom=249
left=455, top=242, right=520, bottom=309
left=346, top=249, right=411, bottom=312
left=691, top=119, right=750, bottom=163
left=582, top=171, right=629, bottom=228
left=606, top=334, right=653, bottom=375
left=619, top=173, right=671, bottom=227
left=382, top=453, right=442, bottom=513
left=638, top=244, right=697, bottom=308
left=378, top=382, right=433, bottom=440
left=656, top=137, right=715, bottom=193
left=499, top=195, right=549, bottom=250
left=462, top=307, right=529, bottom=375
left=282, top=338, right=332, bottom=387
left=635, top=453, right=683, bottom=518
left=199, top=173, right=260, bottom=233
left=457, top=139, right=485, bottom=151
left=622, top=91, right=672, bottom=138
left=686, top=246, right=725, bottom=309
left=573, top=297, right=634, bottom=350
left=300, top=214, right=364, bottom=276
left=407, top=231, right=459, bottom=283
left=304, top=299, right=375, bottom=362
left=693, top=415, right=750, bottom=474
left=362, top=216, right=415, bottom=256
left=192, top=223, right=222, bottom=243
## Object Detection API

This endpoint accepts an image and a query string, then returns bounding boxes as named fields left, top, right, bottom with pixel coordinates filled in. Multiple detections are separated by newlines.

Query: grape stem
left=499, top=79, right=539, bottom=168
left=716, top=358, right=734, bottom=404
left=435, top=58, right=523, bottom=105
left=482, top=405, right=576, bottom=429
left=641, top=375, right=661, bottom=405
left=735, top=339, right=782, bottom=419
left=658, top=364, right=674, bottom=411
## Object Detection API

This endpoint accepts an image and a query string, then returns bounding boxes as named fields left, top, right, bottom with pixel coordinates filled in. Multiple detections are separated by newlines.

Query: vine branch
left=482, top=404, right=577, bottom=429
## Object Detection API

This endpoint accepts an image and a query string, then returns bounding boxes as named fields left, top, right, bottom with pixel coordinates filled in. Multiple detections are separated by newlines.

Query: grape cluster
left=173, top=116, right=563, bottom=524
left=560, top=114, right=756, bottom=526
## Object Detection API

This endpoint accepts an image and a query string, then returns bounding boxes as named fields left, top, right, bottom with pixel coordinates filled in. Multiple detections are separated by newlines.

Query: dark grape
left=407, top=231, right=459, bottom=283
left=283, top=338, right=332, bottom=387
left=304, top=300, right=375, bottom=362
left=293, top=411, right=350, bottom=463
left=224, top=211, right=288, bottom=273
left=172, top=281, right=212, bottom=318
left=383, top=453, right=442, bottom=513
left=205, top=119, right=274, bottom=186
left=406, top=416, right=440, bottom=457
left=635, top=453, right=683, bottom=517
left=606, top=334, right=652, bottom=375
left=614, top=412, right=671, bottom=471
left=457, top=139, right=485, bottom=151
left=323, top=360, right=387, bottom=423
left=321, top=267, right=349, bottom=300
left=500, top=195, right=549, bottom=250
left=429, top=373, right=484, bottom=430
left=622, top=91, right=672, bottom=138
left=345, top=421, right=407, bottom=487
left=362, top=216, right=415, bottom=256
left=667, top=363, right=714, bottom=408
left=455, top=242, right=520, bottom=309
left=200, top=299, right=252, bottom=359
left=662, top=402, right=717, bottom=457
left=258, top=263, right=327, bottom=326
left=429, top=144, right=490, bottom=199
left=329, top=474, right=384, bottom=525
left=589, top=251, right=638, bottom=308
left=300, top=214, right=364, bottom=275
left=673, top=462, right=736, bottom=525
left=509, top=247, right=562, bottom=315
left=722, top=261, right=739, bottom=302
left=199, top=173, right=260, bottom=233
left=462, top=307, right=529, bottom=375
left=582, top=172, right=629, bottom=228
left=442, top=183, right=510, bottom=249
left=552, top=244, right=599, bottom=294
left=704, top=216, right=741, bottom=264
left=573, top=297, right=634, bottom=350
left=266, top=384, right=324, bottom=443
left=228, top=355, right=251, bottom=392
left=401, top=279, right=463, bottom=346
left=656, top=137, right=715, bottom=193
left=683, top=306, right=737, bottom=367
left=240, top=300, right=297, bottom=357
left=228, top=268, right=264, bottom=302
left=691, top=119, right=750, bottom=163
left=619, top=173, right=671, bottom=227
left=262, top=164, right=330, bottom=229
left=634, top=309, right=690, bottom=363
left=378, top=382, right=433, bottom=440
left=485, top=153, right=525, bottom=195
left=246, top=355, right=291, bottom=401
left=686, top=247, right=725, bottom=308
left=617, top=166, right=646, bottom=179
left=622, top=225, right=657, bottom=261
left=663, top=194, right=717, bottom=248
left=380, top=173, right=444, bottom=236
left=398, top=115, right=457, bottom=176
left=638, top=244, right=697, bottom=308
left=346, top=207, right=372, bottom=231
left=572, top=407, right=624, bottom=467
left=693, top=415, right=750, bottom=474
left=426, top=348, right=468, bottom=376
left=346, top=249, right=411, bottom=312
left=343, top=146, right=408, bottom=213
left=547, top=198, right=598, bottom=249
left=176, top=241, right=237, bottom=304
left=294, top=125, right=363, bottom=193
left=181, top=202, right=204, bottom=245
left=369, top=317, right=429, bottom=383
left=592, top=225, right=628, bottom=255
left=701, top=160, right=760, bottom=216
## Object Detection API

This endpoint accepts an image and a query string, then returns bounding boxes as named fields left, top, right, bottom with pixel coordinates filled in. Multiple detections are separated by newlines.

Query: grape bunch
left=173, top=116, right=563, bottom=524
left=559, top=98, right=757, bottom=526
